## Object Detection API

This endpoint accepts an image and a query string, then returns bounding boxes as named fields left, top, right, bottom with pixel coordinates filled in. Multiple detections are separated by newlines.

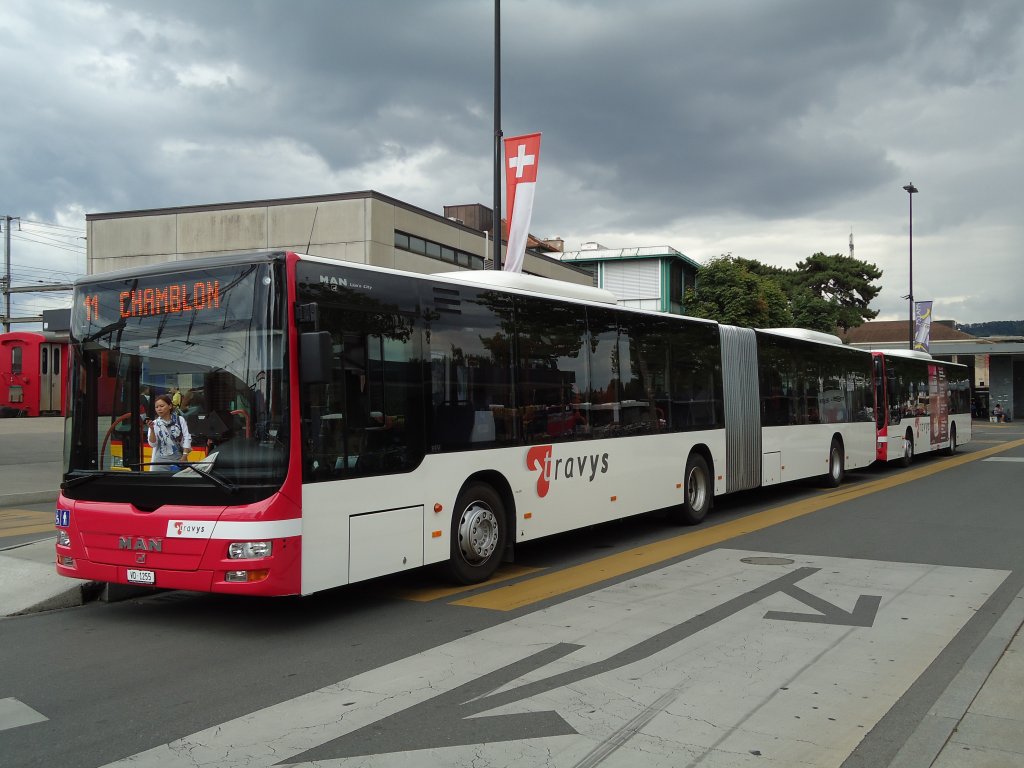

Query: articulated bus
left=871, top=349, right=971, bottom=465
left=57, top=251, right=883, bottom=596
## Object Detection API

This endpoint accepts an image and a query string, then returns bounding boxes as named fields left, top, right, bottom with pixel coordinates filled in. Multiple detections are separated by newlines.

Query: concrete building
left=84, top=191, right=591, bottom=286
left=554, top=243, right=701, bottom=314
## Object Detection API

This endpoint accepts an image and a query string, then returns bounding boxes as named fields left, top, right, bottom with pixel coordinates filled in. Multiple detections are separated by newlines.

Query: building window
left=394, top=231, right=483, bottom=270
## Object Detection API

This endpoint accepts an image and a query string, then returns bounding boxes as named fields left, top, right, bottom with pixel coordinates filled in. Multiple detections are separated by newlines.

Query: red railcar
left=0, top=331, right=69, bottom=417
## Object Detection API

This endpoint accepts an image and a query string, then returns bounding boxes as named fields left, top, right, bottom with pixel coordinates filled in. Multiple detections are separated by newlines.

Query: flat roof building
left=85, top=190, right=592, bottom=287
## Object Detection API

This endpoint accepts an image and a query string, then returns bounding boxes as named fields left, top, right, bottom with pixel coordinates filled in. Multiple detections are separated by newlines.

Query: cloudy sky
left=2, top=0, right=1022, bottom=326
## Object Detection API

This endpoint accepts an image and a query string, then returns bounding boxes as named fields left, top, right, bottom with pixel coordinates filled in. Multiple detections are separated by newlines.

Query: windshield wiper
left=172, top=462, right=239, bottom=492
left=63, top=470, right=134, bottom=490
left=122, top=461, right=240, bottom=492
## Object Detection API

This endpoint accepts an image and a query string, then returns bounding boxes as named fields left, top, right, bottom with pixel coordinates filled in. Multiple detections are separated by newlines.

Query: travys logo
left=526, top=444, right=609, bottom=498
left=166, top=520, right=213, bottom=538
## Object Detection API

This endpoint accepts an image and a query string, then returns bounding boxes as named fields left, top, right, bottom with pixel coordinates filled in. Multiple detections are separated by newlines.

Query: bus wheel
left=672, top=453, right=711, bottom=526
left=823, top=439, right=845, bottom=488
left=898, top=431, right=915, bottom=467
left=447, top=482, right=506, bottom=585
left=943, top=425, right=957, bottom=456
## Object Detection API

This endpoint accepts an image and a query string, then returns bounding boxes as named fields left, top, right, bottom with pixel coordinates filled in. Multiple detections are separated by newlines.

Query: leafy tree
left=683, top=252, right=882, bottom=333
left=791, top=252, right=881, bottom=331
left=684, top=257, right=792, bottom=327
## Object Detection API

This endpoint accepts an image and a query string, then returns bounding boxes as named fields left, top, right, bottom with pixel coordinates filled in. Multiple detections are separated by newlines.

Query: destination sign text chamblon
left=81, top=281, right=221, bottom=321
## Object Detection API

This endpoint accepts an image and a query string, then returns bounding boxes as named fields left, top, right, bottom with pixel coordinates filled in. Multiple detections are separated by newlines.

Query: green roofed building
left=554, top=242, right=702, bottom=315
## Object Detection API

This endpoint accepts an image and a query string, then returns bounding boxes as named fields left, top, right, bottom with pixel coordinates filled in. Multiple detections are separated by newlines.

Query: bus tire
left=447, top=482, right=506, bottom=585
left=672, top=453, right=711, bottom=526
left=898, top=430, right=914, bottom=467
left=823, top=438, right=845, bottom=488
left=943, top=424, right=957, bottom=456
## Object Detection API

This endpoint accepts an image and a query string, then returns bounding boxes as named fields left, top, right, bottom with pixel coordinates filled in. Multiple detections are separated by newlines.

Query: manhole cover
left=740, top=556, right=795, bottom=566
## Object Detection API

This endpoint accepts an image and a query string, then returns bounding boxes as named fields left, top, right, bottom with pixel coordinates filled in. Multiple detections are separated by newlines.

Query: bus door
left=39, top=343, right=63, bottom=413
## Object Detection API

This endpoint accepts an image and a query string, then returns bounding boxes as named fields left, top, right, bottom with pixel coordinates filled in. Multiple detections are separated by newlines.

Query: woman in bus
left=146, top=393, right=192, bottom=471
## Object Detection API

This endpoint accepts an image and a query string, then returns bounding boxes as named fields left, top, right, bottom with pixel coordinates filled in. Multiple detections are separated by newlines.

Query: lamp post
left=903, top=183, right=918, bottom=350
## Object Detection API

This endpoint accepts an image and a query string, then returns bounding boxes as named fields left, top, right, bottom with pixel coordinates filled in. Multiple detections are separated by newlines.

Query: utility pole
left=2, top=215, right=16, bottom=333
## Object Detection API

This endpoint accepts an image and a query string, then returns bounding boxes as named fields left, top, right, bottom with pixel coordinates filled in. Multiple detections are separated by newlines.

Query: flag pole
left=492, top=0, right=502, bottom=270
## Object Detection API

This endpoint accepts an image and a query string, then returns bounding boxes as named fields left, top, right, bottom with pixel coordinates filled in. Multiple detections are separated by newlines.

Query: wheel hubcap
left=458, top=502, right=499, bottom=564
left=687, top=467, right=707, bottom=510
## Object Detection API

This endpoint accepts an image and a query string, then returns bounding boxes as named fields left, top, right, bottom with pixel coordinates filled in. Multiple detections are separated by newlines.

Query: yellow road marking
left=0, top=508, right=55, bottom=540
left=394, top=564, right=545, bottom=602
left=1, top=523, right=55, bottom=537
left=454, top=439, right=1024, bottom=612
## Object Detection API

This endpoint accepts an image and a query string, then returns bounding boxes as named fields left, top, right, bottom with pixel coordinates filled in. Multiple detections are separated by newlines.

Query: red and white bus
left=57, top=251, right=880, bottom=595
left=870, top=349, right=972, bottom=465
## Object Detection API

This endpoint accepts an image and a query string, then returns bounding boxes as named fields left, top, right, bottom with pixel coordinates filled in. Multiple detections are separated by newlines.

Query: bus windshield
left=64, top=259, right=288, bottom=504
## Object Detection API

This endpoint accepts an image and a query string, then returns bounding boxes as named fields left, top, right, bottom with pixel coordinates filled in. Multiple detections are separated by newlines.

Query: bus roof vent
left=432, top=286, right=462, bottom=314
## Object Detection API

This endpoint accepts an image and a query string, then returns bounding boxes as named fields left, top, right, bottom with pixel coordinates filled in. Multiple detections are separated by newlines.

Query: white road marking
left=0, top=697, right=48, bottom=732
left=982, top=457, right=1024, bottom=462
left=101, top=550, right=1008, bottom=768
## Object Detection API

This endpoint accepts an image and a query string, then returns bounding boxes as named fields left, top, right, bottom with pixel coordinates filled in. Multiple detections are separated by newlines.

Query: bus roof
left=436, top=269, right=619, bottom=305
left=880, top=349, right=935, bottom=361
left=757, top=327, right=846, bottom=346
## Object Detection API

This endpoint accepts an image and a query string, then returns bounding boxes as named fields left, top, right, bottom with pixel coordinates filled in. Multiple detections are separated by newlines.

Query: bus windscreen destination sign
left=70, top=263, right=264, bottom=338
left=81, top=280, right=221, bottom=322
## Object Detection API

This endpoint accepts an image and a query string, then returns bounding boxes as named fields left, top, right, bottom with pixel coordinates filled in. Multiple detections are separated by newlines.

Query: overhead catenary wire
left=12, top=232, right=87, bottom=255
left=20, top=217, right=86, bottom=234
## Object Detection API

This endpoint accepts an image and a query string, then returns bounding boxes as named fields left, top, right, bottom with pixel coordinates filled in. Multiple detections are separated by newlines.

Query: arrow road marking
left=290, top=567, right=881, bottom=761
left=764, top=584, right=882, bottom=626
left=100, top=551, right=1006, bottom=768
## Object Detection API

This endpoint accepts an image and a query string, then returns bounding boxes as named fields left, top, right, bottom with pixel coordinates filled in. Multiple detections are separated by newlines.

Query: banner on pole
left=502, top=132, right=541, bottom=273
left=914, top=300, right=933, bottom=352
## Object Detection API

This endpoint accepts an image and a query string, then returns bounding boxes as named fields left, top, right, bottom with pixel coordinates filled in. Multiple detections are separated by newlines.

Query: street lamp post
left=903, top=183, right=918, bottom=350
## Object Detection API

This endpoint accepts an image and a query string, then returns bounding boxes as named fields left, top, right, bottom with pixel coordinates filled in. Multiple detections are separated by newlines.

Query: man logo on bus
left=526, top=445, right=609, bottom=498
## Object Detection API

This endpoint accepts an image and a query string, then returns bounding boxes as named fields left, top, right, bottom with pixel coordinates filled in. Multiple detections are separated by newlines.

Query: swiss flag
left=503, top=132, right=541, bottom=273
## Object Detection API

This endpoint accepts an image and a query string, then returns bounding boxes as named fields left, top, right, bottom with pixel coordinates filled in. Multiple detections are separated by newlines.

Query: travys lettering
left=526, top=445, right=609, bottom=498
left=172, top=521, right=209, bottom=536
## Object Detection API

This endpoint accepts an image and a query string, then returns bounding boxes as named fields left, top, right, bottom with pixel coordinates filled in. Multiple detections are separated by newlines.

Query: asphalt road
left=1, top=422, right=1022, bottom=768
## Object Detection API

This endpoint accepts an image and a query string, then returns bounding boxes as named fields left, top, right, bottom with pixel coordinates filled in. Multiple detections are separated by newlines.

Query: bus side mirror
left=300, top=332, right=332, bottom=385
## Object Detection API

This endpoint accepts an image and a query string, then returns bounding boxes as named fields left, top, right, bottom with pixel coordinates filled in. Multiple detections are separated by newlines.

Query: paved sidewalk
left=0, top=536, right=97, bottom=616
left=0, top=416, right=92, bottom=615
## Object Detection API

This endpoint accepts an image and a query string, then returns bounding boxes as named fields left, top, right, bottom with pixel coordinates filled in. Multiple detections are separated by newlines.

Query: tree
left=683, top=252, right=882, bottom=332
left=791, top=252, right=882, bottom=332
left=684, top=257, right=792, bottom=327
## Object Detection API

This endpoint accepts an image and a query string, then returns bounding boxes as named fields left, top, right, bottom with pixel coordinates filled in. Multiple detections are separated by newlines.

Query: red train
left=0, top=331, right=69, bottom=417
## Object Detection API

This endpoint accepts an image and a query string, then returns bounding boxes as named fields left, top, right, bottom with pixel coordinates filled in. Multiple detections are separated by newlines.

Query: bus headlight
left=227, top=541, right=273, bottom=559
left=58, top=530, right=71, bottom=546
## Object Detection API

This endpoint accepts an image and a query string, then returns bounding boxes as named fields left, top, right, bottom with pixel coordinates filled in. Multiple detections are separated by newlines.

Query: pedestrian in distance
left=992, top=403, right=1005, bottom=423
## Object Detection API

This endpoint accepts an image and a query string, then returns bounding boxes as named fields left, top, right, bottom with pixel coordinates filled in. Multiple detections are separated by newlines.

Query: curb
left=888, top=587, right=1024, bottom=768
left=8, top=581, right=103, bottom=617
